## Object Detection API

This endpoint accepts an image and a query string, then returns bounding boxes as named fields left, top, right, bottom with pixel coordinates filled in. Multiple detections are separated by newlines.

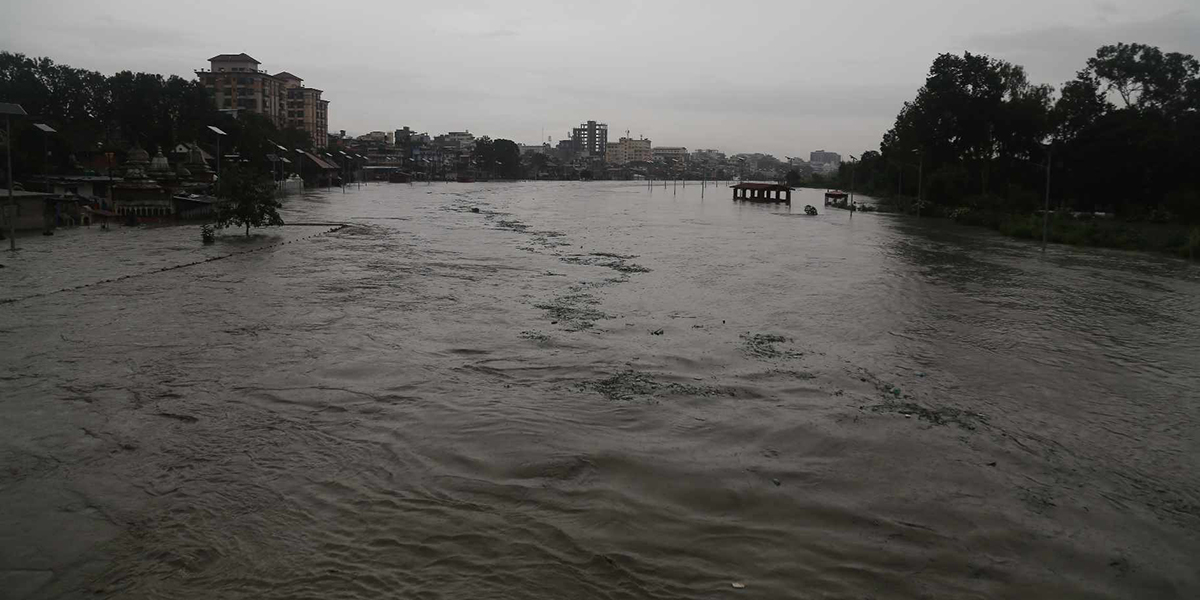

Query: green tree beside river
left=837, top=43, right=1200, bottom=258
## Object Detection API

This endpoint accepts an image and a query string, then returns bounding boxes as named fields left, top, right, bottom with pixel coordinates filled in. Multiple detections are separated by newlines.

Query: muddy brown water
left=1, top=182, right=1198, bottom=599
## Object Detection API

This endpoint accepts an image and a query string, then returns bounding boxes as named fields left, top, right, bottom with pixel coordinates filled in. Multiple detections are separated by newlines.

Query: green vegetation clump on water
left=560, top=253, right=652, bottom=274
left=576, top=370, right=731, bottom=401
left=740, top=333, right=803, bottom=359
left=868, top=398, right=985, bottom=430
left=534, top=293, right=611, bottom=331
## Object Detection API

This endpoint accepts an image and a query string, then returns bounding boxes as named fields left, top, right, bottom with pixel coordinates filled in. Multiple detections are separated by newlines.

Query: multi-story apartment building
left=692, top=149, right=726, bottom=163
left=435, top=131, right=476, bottom=150
left=605, top=137, right=652, bottom=165
left=275, top=72, right=329, bottom=149
left=652, top=146, right=688, bottom=163
left=196, top=54, right=286, bottom=125
left=571, top=121, right=608, bottom=158
left=519, top=143, right=552, bottom=155
left=196, top=54, right=330, bottom=148
left=809, top=150, right=841, bottom=165
left=357, top=131, right=394, bottom=145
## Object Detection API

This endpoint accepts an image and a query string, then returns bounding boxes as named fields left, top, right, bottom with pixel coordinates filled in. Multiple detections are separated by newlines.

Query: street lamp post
left=848, top=154, right=858, bottom=206
left=207, top=125, right=227, bottom=199
left=2, top=103, right=29, bottom=251
left=295, top=148, right=305, bottom=194
left=34, top=123, right=56, bottom=183
left=337, top=151, right=348, bottom=193
left=915, top=150, right=923, bottom=218
left=272, top=143, right=287, bottom=195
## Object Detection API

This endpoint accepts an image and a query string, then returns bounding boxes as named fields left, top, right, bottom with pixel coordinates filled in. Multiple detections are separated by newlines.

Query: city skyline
left=2, top=0, right=1198, bottom=157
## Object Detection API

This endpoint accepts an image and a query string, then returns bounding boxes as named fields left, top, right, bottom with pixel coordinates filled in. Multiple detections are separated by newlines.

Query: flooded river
left=2, top=182, right=1198, bottom=599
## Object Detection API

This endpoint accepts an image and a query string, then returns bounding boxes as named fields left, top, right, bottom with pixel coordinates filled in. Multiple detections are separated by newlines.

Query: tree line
left=835, top=43, right=1199, bottom=227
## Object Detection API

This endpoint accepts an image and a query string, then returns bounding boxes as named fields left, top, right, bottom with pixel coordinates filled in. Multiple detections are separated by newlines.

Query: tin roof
left=302, top=151, right=339, bottom=170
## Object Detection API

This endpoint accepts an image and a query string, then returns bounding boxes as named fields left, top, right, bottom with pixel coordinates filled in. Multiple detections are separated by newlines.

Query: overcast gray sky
left=3, top=0, right=1197, bottom=157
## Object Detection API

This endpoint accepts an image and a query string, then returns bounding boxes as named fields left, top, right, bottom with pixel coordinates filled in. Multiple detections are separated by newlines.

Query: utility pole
left=6, top=112, right=15, bottom=250
left=916, top=153, right=923, bottom=219
left=3, top=103, right=29, bottom=250
left=1042, top=146, right=1051, bottom=253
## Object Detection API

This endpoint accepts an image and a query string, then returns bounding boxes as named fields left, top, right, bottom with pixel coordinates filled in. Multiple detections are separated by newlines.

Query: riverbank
left=953, top=210, right=1198, bottom=259
left=818, top=190, right=1199, bottom=259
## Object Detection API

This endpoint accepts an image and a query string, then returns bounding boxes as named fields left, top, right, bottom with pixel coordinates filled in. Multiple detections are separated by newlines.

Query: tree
left=878, top=51, right=1053, bottom=210
left=1086, top=43, right=1200, bottom=114
left=1052, top=72, right=1109, bottom=143
left=216, top=165, right=284, bottom=236
left=492, top=139, right=521, bottom=179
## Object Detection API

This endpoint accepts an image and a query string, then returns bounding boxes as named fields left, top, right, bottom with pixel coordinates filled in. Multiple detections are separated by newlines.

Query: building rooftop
left=5, top=190, right=57, bottom=199
left=34, top=175, right=124, bottom=182
left=274, top=71, right=302, bottom=81
left=209, top=53, right=260, bottom=63
left=732, top=182, right=792, bottom=191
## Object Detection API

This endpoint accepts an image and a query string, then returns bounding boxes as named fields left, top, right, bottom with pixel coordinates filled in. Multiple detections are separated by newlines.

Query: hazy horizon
left=3, top=0, right=1198, bottom=158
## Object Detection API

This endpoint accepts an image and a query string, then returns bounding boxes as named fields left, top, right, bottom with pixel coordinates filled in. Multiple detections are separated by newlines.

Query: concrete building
left=436, top=131, right=476, bottom=150
left=358, top=131, right=393, bottom=145
left=1, top=190, right=58, bottom=232
left=196, top=53, right=287, bottom=126
left=652, top=146, right=688, bottom=163
left=196, top=54, right=330, bottom=148
left=692, top=149, right=726, bottom=163
left=606, top=137, right=652, bottom=165
left=571, top=121, right=608, bottom=158
left=275, top=72, right=329, bottom=149
left=519, top=143, right=552, bottom=156
left=809, top=150, right=841, bottom=166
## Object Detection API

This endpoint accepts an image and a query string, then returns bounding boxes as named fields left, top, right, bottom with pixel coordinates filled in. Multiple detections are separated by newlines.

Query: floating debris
left=765, top=368, right=816, bottom=379
left=561, top=252, right=651, bottom=274
left=534, top=293, right=611, bottom=331
left=739, top=333, right=803, bottom=359
left=575, top=370, right=731, bottom=401
left=495, top=219, right=531, bottom=232
left=867, top=399, right=984, bottom=430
